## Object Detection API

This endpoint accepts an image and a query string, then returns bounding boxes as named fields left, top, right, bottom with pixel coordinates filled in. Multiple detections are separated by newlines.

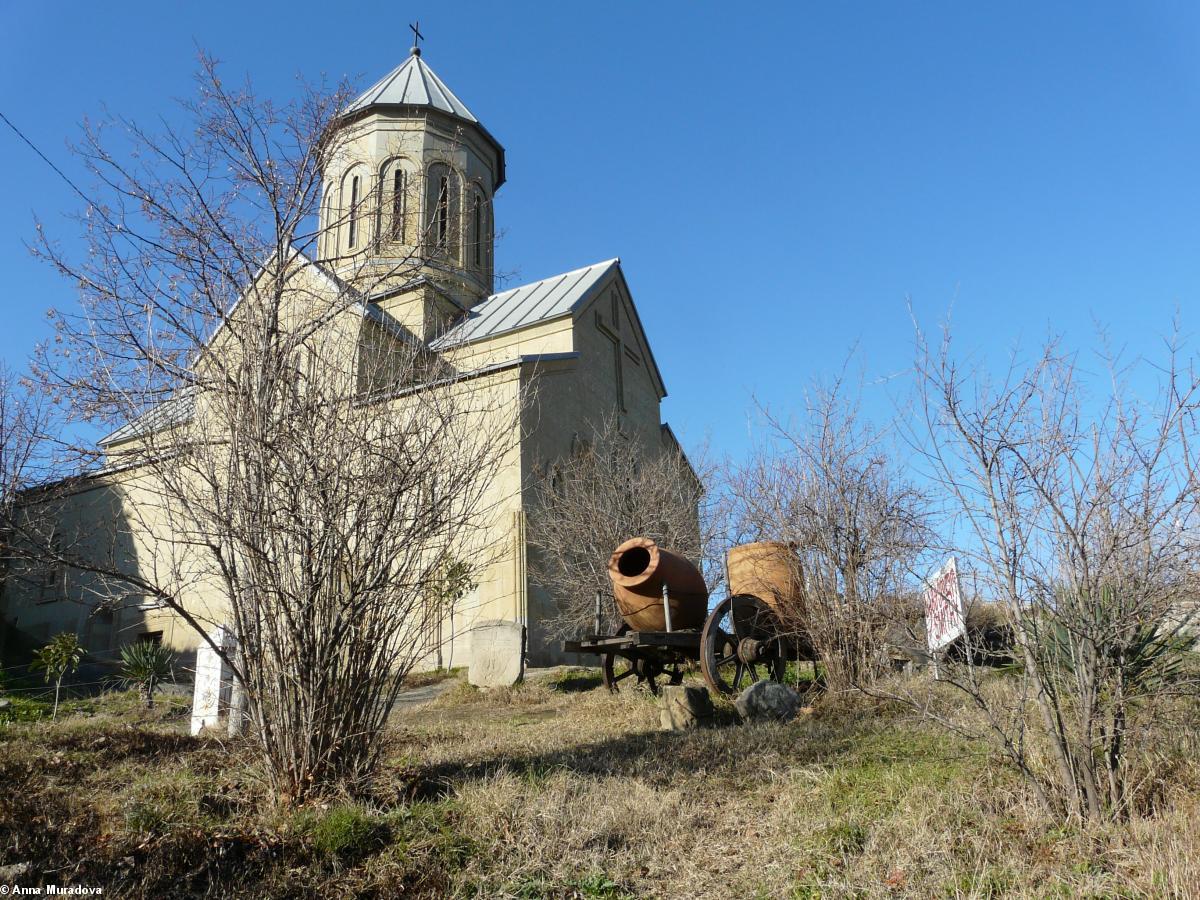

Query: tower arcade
left=318, top=46, right=506, bottom=337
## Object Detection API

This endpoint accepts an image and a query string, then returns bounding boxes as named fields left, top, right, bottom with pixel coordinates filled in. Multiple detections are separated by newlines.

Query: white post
left=190, top=625, right=229, bottom=735
left=662, top=582, right=672, bottom=633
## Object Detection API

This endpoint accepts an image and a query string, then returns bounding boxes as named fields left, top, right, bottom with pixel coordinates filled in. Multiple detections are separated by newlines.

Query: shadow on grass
left=0, top=726, right=210, bottom=776
left=547, top=672, right=604, bottom=693
left=398, top=699, right=912, bottom=803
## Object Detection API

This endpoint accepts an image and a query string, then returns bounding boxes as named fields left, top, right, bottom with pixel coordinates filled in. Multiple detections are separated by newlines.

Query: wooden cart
left=563, top=589, right=799, bottom=696
left=564, top=540, right=811, bottom=696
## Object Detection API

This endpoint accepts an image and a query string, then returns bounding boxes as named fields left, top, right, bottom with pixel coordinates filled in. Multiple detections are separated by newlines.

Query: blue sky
left=3, top=2, right=1199, bottom=459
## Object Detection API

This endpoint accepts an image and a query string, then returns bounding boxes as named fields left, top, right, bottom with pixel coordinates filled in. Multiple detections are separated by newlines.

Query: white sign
left=468, top=619, right=525, bottom=688
left=924, top=557, right=965, bottom=653
left=190, top=625, right=234, bottom=735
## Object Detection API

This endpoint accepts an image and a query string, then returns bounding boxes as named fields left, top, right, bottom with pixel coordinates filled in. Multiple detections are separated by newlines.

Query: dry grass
left=399, top=666, right=466, bottom=690
left=3, top=676, right=1200, bottom=897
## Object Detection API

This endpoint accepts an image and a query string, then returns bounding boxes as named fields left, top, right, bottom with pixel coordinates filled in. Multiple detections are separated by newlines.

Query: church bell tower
left=318, top=37, right=505, bottom=334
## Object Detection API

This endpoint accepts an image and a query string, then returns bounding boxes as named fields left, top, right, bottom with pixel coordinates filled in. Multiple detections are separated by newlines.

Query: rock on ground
left=659, top=685, right=715, bottom=730
left=735, top=680, right=802, bottom=723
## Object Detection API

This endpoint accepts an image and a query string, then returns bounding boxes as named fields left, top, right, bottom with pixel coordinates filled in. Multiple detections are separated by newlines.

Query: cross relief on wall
left=595, top=290, right=642, bottom=411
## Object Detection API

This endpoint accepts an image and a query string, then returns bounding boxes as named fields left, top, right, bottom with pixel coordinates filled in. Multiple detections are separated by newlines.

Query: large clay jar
left=607, top=537, right=709, bottom=631
left=727, top=541, right=805, bottom=617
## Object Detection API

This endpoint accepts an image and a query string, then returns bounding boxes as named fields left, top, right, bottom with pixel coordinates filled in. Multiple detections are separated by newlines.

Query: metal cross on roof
left=409, top=21, right=425, bottom=55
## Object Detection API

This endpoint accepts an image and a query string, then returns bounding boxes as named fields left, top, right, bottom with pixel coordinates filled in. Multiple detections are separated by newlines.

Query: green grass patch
left=782, top=661, right=822, bottom=687
left=386, top=800, right=475, bottom=868
left=294, top=799, right=472, bottom=872
left=0, top=693, right=53, bottom=724
left=122, top=770, right=210, bottom=835
left=944, top=865, right=1017, bottom=898
left=816, top=726, right=979, bottom=817
left=818, top=821, right=869, bottom=856
left=298, top=804, right=390, bottom=863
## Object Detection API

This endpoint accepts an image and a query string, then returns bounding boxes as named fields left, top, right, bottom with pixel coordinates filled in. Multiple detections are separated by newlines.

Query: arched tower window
left=340, top=166, right=369, bottom=253
left=425, top=163, right=459, bottom=259
left=391, top=169, right=407, bottom=242
left=470, top=190, right=485, bottom=269
left=347, top=175, right=361, bottom=249
left=379, top=158, right=413, bottom=247
left=320, top=187, right=335, bottom=258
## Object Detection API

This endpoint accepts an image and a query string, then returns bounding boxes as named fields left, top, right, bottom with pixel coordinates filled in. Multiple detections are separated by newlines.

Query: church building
left=0, top=46, right=684, bottom=671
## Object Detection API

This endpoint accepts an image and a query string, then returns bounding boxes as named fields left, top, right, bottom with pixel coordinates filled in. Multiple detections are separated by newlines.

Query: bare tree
left=0, top=363, right=54, bottom=521
left=527, top=414, right=712, bottom=639
left=913, top=326, right=1200, bottom=820
left=0, top=363, right=57, bottom=649
left=18, top=55, right=523, bottom=803
left=726, top=377, right=932, bottom=692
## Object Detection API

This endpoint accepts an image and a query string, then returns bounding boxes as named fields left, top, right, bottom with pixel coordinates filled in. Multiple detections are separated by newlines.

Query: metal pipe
left=662, top=582, right=673, bottom=633
left=594, top=590, right=603, bottom=636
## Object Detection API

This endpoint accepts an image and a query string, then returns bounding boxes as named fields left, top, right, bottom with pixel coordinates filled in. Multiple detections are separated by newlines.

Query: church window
left=425, top=164, right=458, bottom=258
left=390, top=169, right=406, bottom=242
left=471, top=191, right=484, bottom=268
left=347, top=175, right=361, bottom=249
left=436, top=175, right=449, bottom=247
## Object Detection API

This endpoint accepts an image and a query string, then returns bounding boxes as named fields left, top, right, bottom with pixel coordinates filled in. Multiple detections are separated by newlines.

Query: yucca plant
left=30, top=633, right=85, bottom=719
left=119, top=641, right=176, bottom=709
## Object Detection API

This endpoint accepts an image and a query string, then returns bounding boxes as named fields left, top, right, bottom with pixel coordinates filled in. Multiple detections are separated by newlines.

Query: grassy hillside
left=2, top=672, right=1199, bottom=897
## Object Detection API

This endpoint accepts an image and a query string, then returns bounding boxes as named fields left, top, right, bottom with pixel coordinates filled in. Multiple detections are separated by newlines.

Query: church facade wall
left=1, top=357, right=531, bottom=675
left=3, top=463, right=234, bottom=666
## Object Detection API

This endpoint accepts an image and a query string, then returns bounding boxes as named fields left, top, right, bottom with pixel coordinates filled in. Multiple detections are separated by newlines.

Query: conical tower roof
left=343, top=49, right=479, bottom=121
left=340, top=48, right=505, bottom=186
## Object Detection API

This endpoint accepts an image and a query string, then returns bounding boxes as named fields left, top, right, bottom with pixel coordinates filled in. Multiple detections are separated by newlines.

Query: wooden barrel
left=607, top=537, right=709, bottom=631
left=727, top=541, right=804, bottom=617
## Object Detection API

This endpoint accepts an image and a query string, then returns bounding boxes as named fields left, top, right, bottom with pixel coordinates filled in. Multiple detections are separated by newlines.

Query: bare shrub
left=527, top=414, right=712, bottom=639
left=725, top=376, right=933, bottom=691
left=913, top=326, right=1200, bottom=819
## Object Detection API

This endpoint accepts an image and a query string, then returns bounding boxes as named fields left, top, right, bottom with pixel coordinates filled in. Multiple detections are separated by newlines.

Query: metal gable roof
left=431, top=259, right=620, bottom=349
left=343, top=51, right=479, bottom=122
left=99, top=387, right=195, bottom=448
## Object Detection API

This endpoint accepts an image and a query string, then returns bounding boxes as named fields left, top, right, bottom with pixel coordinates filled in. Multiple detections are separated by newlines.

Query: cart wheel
left=602, top=624, right=636, bottom=693
left=700, top=594, right=786, bottom=695
left=602, top=626, right=685, bottom=695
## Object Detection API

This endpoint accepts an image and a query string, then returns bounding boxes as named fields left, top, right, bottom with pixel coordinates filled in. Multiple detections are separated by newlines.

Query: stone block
left=469, top=619, right=525, bottom=688
left=658, top=684, right=715, bottom=731
left=190, top=625, right=234, bottom=735
left=735, top=680, right=802, bottom=723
